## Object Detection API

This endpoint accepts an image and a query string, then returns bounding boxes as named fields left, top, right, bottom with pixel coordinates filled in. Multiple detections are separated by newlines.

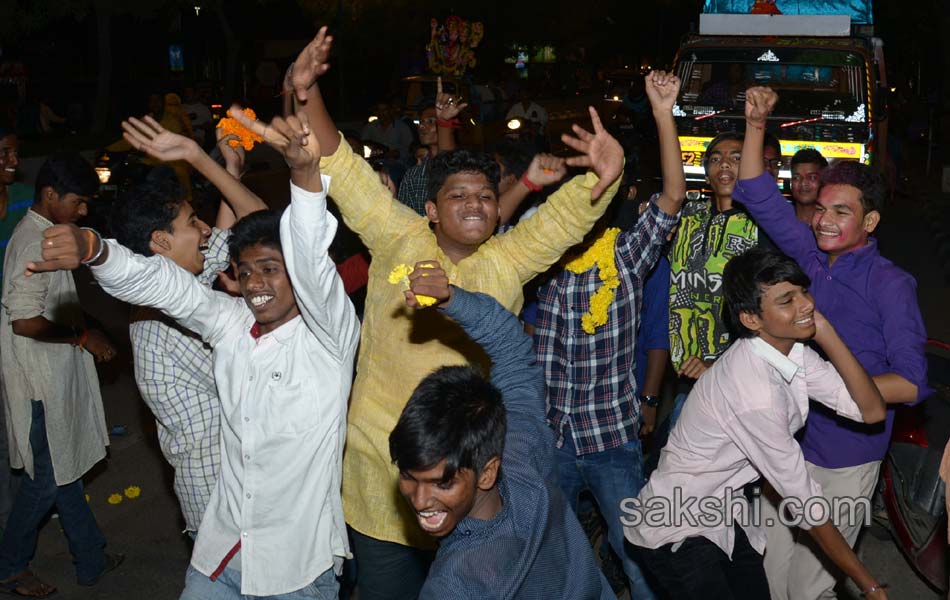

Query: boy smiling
left=28, top=110, right=360, bottom=599
left=389, top=265, right=616, bottom=599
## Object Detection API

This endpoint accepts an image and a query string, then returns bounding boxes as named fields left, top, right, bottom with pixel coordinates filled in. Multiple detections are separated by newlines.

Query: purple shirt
left=733, top=172, right=930, bottom=468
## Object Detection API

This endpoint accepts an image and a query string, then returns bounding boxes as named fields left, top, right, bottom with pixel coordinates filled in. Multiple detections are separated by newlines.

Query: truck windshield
left=675, top=46, right=868, bottom=125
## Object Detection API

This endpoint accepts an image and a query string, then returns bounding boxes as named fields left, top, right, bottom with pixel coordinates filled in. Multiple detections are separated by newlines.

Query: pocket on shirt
left=264, top=377, right=323, bottom=435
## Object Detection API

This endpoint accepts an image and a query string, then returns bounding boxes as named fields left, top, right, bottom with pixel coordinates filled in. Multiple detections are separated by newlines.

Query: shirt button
left=826, top=275, right=832, bottom=281
left=246, top=493, right=251, bottom=499
left=244, top=417, right=250, bottom=423
left=249, top=374, right=255, bottom=381
left=244, top=454, right=250, bottom=460
left=242, top=531, right=248, bottom=538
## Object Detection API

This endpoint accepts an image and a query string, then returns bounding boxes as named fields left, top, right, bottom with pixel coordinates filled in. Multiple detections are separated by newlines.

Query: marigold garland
left=216, top=108, right=263, bottom=151
left=563, top=227, right=621, bottom=334
left=107, top=493, right=123, bottom=505
left=388, top=264, right=438, bottom=307
left=124, top=485, right=142, bottom=499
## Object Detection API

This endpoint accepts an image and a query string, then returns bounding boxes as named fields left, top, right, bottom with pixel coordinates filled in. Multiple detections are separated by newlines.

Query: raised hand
left=524, top=153, right=567, bottom=188
left=745, top=86, right=778, bottom=127
left=562, top=107, right=624, bottom=200
left=122, top=115, right=200, bottom=164
left=644, top=70, right=681, bottom=113
left=290, top=26, right=333, bottom=102
left=25, top=224, right=92, bottom=276
left=229, top=106, right=321, bottom=191
left=434, top=76, right=468, bottom=121
left=405, top=261, right=452, bottom=308
left=216, top=127, right=245, bottom=176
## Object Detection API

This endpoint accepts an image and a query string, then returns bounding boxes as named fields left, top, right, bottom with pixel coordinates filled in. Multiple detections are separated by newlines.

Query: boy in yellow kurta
left=289, top=28, right=625, bottom=597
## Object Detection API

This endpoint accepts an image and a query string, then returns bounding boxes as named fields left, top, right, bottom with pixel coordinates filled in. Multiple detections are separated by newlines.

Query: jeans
left=554, top=435, right=656, bottom=599
left=0, top=383, right=21, bottom=530
left=635, top=524, right=770, bottom=599
left=348, top=527, right=435, bottom=600
left=0, top=401, right=106, bottom=583
left=180, top=564, right=338, bottom=600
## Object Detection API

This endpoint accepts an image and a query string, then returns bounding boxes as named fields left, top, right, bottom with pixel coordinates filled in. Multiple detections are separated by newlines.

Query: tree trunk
left=91, top=0, right=112, bottom=134
left=214, top=0, right=240, bottom=104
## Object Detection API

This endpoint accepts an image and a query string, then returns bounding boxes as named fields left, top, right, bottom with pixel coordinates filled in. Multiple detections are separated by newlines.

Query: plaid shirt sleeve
left=396, top=162, right=430, bottom=217
left=196, top=227, right=231, bottom=287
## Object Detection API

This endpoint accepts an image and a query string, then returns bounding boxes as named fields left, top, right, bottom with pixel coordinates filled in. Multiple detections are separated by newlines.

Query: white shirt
left=626, top=336, right=865, bottom=558
left=91, top=177, right=360, bottom=596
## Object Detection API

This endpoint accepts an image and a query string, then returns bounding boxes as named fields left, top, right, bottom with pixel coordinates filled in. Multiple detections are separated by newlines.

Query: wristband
left=436, top=118, right=461, bottom=129
left=77, top=329, right=89, bottom=349
left=860, top=583, right=888, bottom=597
left=640, top=395, right=660, bottom=408
left=520, top=173, right=543, bottom=193
left=80, top=228, right=105, bottom=265
left=746, top=118, right=766, bottom=131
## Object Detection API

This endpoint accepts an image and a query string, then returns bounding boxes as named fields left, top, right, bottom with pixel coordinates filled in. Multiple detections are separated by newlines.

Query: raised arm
left=434, top=76, right=465, bottom=153
left=121, top=115, right=266, bottom=225
left=646, top=70, right=686, bottom=216
left=492, top=107, right=624, bottom=283
left=289, top=27, right=340, bottom=156
left=733, top=87, right=816, bottom=261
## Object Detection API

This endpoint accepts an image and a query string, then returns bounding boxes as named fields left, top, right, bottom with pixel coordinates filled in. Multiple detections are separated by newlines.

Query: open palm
left=291, top=26, right=333, bottom=102
left=562, top=107, right=624, bottom=199
left=122, top=116, right=196, bottom=163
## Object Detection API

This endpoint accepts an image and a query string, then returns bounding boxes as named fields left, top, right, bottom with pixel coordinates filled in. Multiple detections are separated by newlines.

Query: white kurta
left=0, top=209, right=108, bottom=483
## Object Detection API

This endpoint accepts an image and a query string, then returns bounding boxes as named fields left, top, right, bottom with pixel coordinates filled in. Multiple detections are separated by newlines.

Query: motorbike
left=879, top=339, right=950, bottom=592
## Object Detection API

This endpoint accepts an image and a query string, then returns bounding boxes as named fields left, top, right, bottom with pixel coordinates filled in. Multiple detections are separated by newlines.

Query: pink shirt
left=626, top=336, right=865, bottom=558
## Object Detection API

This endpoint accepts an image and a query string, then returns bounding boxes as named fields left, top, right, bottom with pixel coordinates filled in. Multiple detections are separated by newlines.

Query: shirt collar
left=249, top=315, right=302, bottom=343
left=749, top=337, right=803, bottom=383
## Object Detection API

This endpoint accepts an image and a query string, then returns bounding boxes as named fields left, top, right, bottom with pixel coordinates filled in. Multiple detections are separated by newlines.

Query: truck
left=671, top=0, right=888, bottom=189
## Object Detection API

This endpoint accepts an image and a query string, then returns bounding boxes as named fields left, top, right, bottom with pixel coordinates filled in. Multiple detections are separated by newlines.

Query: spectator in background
left=789, top=148, right=828, bottom=224
left=506, top=88, right=548, bottom=135
left=361, top=101, right=413, bottom=163
left=182, top=86, right=212, bottom=149
left=763, top=131, right=782, bottom=181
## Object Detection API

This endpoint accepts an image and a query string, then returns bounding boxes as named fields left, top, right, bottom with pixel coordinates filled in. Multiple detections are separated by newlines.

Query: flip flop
left=77, top=553, right=124, bottom=587
left=0, top=570, right=57, bottom=597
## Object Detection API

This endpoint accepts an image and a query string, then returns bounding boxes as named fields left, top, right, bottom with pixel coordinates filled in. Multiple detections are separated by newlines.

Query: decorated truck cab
left=672, top=0, right=887, bottom=188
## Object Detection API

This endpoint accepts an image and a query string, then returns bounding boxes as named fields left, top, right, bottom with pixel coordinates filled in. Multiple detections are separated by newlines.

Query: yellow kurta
left=321, top=137, right=620, bottom=547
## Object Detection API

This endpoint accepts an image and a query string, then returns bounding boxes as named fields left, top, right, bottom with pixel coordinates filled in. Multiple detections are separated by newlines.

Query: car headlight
left=95, top=167, right=112, bottom=184
left=507, top=118, right=522, bottom=130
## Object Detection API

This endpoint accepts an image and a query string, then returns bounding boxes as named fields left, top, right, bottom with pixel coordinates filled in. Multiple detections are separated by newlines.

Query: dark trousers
left=635, top=524, right=770, bottom=599
left=0, top=401, right=106, bottom=583
left=348, top=527, right=434, bottom=600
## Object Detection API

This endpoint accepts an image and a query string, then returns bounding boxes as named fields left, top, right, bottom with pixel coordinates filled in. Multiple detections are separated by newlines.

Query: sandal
left=0, top=570, right=57, bottom=597
left=77, top=553, right=124, bottom=587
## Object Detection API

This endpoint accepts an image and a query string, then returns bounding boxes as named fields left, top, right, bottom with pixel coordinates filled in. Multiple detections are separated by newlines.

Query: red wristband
left=520, top=173, right=543, bottom=193
left=436, top=118, right=461, bottom=129
left=746, top=118, right=766, bottom=131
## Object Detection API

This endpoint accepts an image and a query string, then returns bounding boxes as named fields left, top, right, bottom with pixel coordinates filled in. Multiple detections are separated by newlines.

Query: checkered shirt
left=128, top=227, right=230, bottom=531
left=535, top=201, right=678, bottom=456
left=396, top=160, right=430, bottom=216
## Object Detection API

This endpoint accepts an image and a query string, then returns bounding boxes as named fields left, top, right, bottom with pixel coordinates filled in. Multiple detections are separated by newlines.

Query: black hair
left=109, top=175, right=185, bottom=256
left=790, top=148, right=828, bottom=170
left=723, top=248, right=811, bottom=339
left=427, top=149, right=500, bottom=202
left=227, top=209, right=282, bottom=263
left=492, top=139, right=534, bottom=181
left=820, top=160, right=885, bottom=216
left=763, top=131, right=782, bottom=159
left=33, top=152, right=98, bottom=202
left=389, top=365, right=506, bottom=481
left=702, top=131, right=744, bottom=172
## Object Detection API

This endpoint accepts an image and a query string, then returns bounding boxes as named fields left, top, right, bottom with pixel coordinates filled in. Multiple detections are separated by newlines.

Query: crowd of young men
left=0, top=26, right=927, bottom=600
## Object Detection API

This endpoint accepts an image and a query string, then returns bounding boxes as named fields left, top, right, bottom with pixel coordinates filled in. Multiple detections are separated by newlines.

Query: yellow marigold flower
left=124, top=485, right=142, bottom=499
left=387, top=264, right=437, bottom=307
left=85, top=494, right=90, bottom=503
left=563, top=228, right=621, bottom=334
left=216, top=108, right=263, bottom=151
left=107, top=493, right=123, bottom=505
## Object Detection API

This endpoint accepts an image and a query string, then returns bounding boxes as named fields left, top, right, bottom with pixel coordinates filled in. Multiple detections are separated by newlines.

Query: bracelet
left=436, top=118, right=461, bottom=129
left=79, top=228, right=105, bottom=265
left=520, top=173, right=543, bottom=193
left=80, top=229, right=97, bottom=262
left=746, top=118, right=766, bottom=131
left=77, top=329, right=89, bottom=349
left=640, top=395, right=661, bottom=408
left=860, top=582, right=889, bottom=597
